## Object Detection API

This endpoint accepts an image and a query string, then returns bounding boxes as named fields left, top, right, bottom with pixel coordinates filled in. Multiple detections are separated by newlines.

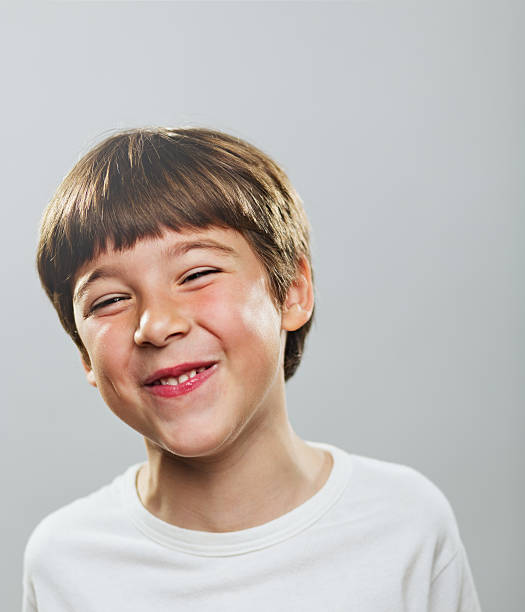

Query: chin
left=150, top=424, right=239, bottom=460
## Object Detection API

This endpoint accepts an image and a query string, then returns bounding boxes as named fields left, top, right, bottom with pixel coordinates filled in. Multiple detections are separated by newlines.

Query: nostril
left=134, top=309, right=190, bottom=347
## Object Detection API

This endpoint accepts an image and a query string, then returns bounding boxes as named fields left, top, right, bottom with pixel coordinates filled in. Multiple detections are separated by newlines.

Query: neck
left=136, top=413, right=332, bottom=532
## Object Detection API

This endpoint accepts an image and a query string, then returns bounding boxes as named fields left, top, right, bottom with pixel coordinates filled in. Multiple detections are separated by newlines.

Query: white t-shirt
left=22, top=442, right=482, bottom=611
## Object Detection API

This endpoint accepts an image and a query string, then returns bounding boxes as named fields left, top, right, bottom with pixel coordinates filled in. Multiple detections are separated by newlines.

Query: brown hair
left=37, top=127, right=314, bottom=380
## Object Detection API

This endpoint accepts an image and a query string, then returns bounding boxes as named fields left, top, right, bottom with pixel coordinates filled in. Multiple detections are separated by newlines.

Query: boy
left=24, top=127, right=481, bottom=611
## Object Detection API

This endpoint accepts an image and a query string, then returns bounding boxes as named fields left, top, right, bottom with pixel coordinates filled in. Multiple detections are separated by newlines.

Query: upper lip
left=143, top=361, right=216, bottom=385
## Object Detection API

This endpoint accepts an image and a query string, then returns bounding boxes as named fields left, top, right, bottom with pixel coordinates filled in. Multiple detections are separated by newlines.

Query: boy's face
left=72, top=226, right=311, bottom=459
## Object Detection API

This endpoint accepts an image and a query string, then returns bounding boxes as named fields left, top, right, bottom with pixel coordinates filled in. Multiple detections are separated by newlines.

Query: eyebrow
left=73, top=239, right=238, bottom=304
left=161, top=239, right=237, bottom=260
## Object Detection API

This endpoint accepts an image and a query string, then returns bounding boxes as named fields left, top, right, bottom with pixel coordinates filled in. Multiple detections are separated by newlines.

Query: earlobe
left=81, top=356, right=97, bottom=388
left=282, top=256, right=314, bottom=332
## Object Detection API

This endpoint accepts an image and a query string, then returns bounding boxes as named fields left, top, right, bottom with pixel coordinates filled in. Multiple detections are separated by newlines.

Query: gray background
left=2, top=1, right=523, bottom=610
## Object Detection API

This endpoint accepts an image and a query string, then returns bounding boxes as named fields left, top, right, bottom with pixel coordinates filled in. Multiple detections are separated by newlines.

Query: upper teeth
left=156, top=366, right=207, bottom=386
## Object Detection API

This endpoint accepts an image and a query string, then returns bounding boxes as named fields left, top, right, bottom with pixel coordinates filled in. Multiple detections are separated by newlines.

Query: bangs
left=39, top=128, right=297, bottom=294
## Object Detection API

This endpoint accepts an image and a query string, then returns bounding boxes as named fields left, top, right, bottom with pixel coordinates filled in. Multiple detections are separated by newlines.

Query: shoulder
left=346, top=453, right=462, bottom=564
left=355, top=453, right=458, bottom=525
left=23, top=465, right=138, bottom=572
left=350, top=453, right=457, bottom=516
left=324, top=445, right=463, bottom=555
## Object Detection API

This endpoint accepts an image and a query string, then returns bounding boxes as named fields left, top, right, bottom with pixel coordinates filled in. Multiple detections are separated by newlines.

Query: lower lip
left=145, top=364, right=217, bottom=398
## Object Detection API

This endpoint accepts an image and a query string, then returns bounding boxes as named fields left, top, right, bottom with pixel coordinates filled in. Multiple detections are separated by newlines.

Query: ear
left=281, top=255, right=314, bottom=332
left=81, top=355, right=97, bottom=388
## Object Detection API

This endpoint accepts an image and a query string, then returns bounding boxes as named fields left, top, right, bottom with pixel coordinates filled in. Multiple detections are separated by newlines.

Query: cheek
left=199, top=281, right=282, bottom=364
left=80, top=321, right=131, bottom=379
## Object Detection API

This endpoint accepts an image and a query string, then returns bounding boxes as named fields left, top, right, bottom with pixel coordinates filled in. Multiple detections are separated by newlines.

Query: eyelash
left=88, top=270, right=219, bottom=314
left=182, top=269, right=218, bottom=283
left=90, top=296, right=129, bottom=313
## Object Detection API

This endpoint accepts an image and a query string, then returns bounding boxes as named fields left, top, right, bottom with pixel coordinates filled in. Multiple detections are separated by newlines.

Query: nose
left=134, top=295, right=190, bottom=347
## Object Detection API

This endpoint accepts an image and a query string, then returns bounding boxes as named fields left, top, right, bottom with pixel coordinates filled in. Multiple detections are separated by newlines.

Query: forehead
left=85, top=226, right=244, bottom=263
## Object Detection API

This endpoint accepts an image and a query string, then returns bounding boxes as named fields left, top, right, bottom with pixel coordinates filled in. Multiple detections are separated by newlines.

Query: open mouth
left=149, top=364, right=214, bottom=387
left=144, top=363, right=217, bottom=399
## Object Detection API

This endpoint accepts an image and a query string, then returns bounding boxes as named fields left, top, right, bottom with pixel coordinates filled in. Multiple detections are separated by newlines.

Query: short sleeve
left=428, top=542, right=482, bottom=612
left=22, top=583, right=37, bottom=612
left=22, top=552, right=38, bottom=612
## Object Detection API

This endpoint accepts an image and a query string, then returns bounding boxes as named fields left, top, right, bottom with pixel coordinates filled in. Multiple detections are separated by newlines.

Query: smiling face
left=72, top=226, right=313, bottom=459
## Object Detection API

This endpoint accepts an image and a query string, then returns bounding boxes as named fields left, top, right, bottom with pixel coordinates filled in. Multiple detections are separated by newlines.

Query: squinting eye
left=182, top=269, right=218, bottom=284
left=90, top=296, right=129, bottom=313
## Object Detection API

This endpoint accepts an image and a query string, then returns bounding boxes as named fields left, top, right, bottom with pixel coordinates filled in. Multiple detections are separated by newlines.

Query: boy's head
left=37, top=127, right=314, bottom=381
